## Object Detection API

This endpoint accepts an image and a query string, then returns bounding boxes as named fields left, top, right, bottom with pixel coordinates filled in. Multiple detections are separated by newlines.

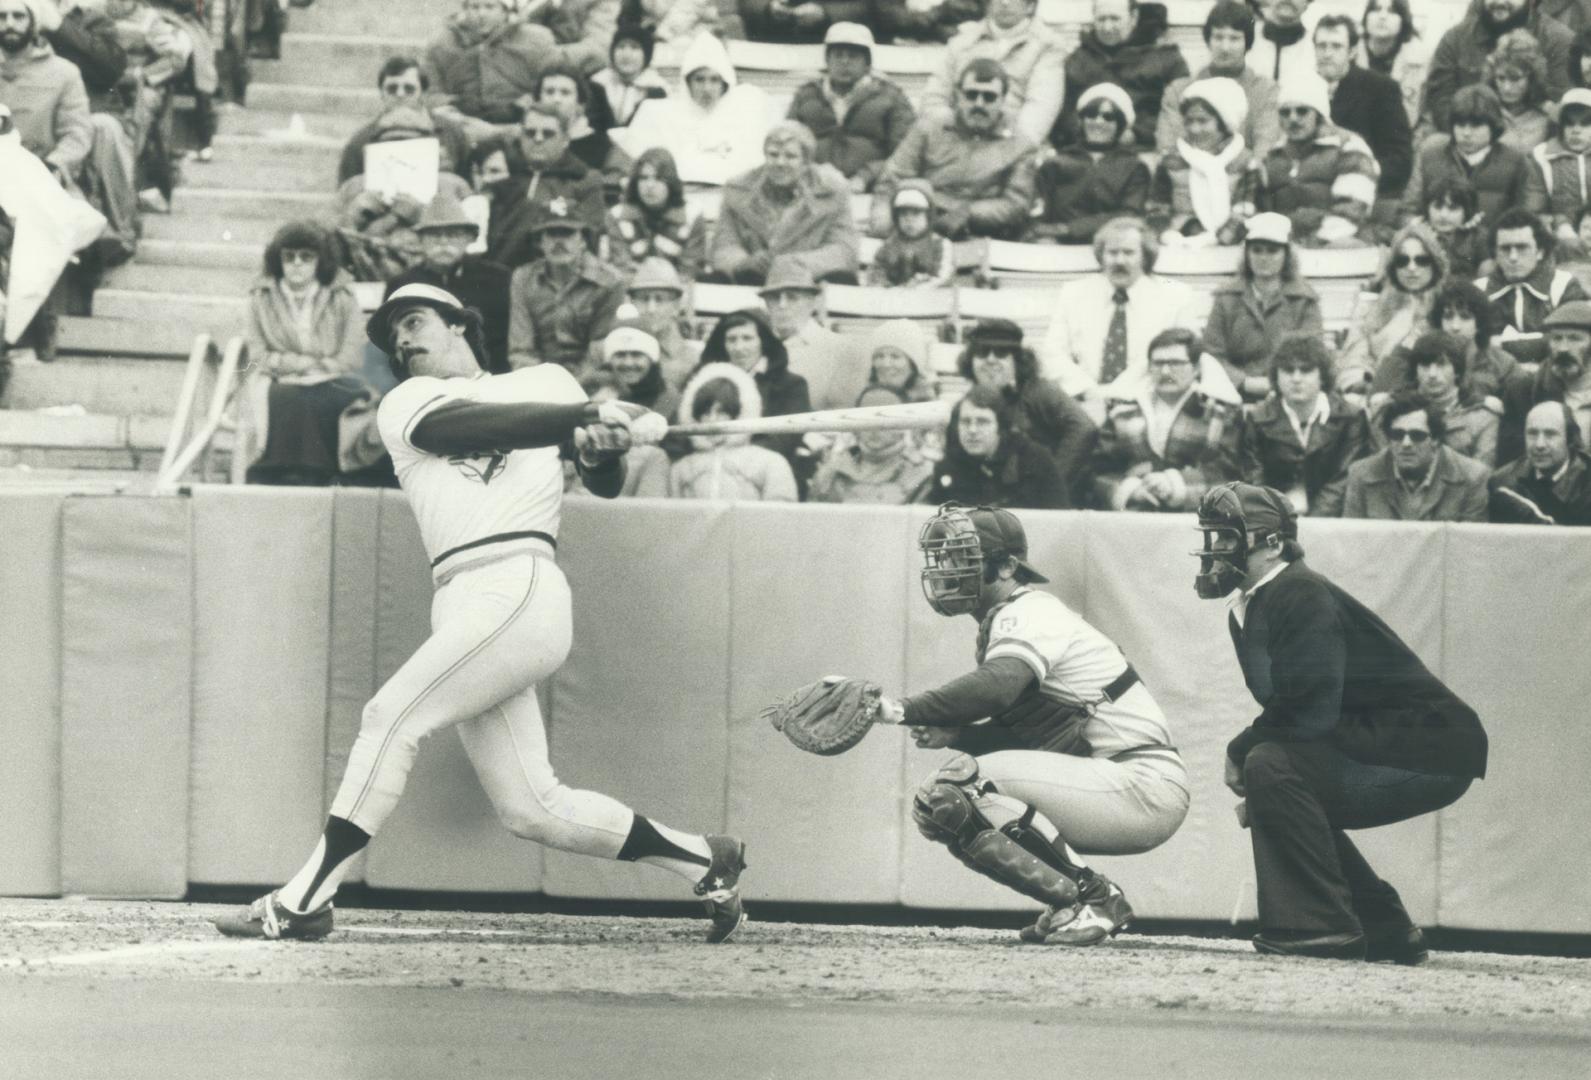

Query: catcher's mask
left=919, top=503, right=1048, bottom=617
left=1193, top=482, right=1296, bottom=599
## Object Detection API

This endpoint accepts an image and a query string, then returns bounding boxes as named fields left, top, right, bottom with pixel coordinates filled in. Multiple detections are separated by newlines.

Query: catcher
left=772, top=504, right=1190, bottom=944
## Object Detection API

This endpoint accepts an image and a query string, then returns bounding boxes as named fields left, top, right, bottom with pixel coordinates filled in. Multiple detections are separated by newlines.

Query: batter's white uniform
left=329, top=366, right=636, bottom=858
left=970, top=587, right=1190, bottom=855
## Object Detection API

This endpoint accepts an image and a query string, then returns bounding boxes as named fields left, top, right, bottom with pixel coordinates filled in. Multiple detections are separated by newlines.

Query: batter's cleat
left=213, top=890, right=334, bottom=941
left=694, top=835, right=747, bottom=944
left=1020, top=880, right=1134, bottom=946
left=1364, top=926, right=1429, bottom=966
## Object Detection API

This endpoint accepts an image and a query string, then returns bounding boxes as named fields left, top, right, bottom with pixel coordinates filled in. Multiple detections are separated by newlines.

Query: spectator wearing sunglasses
left=918, top=0, right=1066, bottom=146
left=485, top=103, right=605, bottom=268
left=1052, top=1, right=1188, bottom=151
left=1260, top=71, right=1380, bottom=247
left=872, top=58, right=1039, bottom=241
left=1031, top=82, right=1151, bottom=244
left=338, top=56, right=471, bottom=187
left=1341, top=390, right=1491, bottom=521
left=1341, top=221, right=1448, bottom=381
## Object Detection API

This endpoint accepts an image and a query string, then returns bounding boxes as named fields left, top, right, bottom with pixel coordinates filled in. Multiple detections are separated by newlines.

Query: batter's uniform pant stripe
left=345, top=556, right=541, bottom=823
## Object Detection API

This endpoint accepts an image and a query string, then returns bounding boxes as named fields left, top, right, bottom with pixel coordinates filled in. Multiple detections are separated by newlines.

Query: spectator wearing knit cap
left=787, top=22, right=916, bottom=193
left=1147, top=75, right=1261, bottom=246
left=0, top=0, right=92, bottom=182
left=589, top=22, right=667, bottom=127
left=598, top=305, right=681, bottom=421
left=864, top=317, right=938, bottom=403
left=1260, top=70, right=1379, bottom=247
left=1158, top=1, right=1281, bottom=157
left=866, top=180, right=953, bottom=286
left=1401, top=84, right=1544, bottom=228
left=1031, top=82, right=1151, bottom=244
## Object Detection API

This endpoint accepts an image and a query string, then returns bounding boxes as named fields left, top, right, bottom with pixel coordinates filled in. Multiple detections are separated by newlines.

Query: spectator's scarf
left=1176, top=134, right=1246, bottom=236
left=0, top=111, right=105, bottom=343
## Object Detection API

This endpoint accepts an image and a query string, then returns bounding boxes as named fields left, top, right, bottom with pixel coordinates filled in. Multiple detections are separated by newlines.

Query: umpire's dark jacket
left=1227, top=560, right=1488, bottom=779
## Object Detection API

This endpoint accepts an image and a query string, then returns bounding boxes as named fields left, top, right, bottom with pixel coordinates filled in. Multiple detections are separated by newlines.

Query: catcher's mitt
left=761, top=676, right=883, bottom=756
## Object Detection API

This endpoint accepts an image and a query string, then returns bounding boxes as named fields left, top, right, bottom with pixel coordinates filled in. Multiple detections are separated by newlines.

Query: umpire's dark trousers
left=1241, top=741, right=1472, bottom=936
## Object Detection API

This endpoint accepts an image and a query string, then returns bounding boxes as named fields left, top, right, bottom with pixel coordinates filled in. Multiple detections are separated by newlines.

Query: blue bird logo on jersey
left=449, top=451, right=509, bottom=485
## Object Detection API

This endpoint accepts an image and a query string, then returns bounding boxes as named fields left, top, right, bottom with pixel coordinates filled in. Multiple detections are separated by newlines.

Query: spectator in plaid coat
left=1091, top=326, right=1242, bottom=511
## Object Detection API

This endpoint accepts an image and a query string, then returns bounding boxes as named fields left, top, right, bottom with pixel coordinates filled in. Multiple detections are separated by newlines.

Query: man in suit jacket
left=1193, top=482, right=1488, bottom=961
left=1314, top=14, right=1412, bottom=197
left=1342, top=393, right=1491, bottom=521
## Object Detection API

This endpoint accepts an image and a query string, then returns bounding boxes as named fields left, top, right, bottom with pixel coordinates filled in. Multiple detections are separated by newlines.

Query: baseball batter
left=891, top=504, right=1189, bottom=944
left=215, top=284, right=747, bottom=944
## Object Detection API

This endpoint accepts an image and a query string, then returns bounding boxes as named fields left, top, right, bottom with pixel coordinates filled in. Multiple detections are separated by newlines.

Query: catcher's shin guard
left=911, top=755, right=1083, bottom=908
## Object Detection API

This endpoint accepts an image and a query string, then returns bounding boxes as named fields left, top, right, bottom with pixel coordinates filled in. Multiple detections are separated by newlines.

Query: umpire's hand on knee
left=1224, top=755, right=1246, bottom=798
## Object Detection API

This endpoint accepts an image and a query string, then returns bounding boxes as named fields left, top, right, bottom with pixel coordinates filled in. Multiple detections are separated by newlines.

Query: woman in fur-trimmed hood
left=667, top=361, right=799, bottom=501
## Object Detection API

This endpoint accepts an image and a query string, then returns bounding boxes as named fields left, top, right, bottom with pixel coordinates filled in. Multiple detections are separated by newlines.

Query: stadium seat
left=953, top=286, right=1056, bottom=341
left=822, top=284, right=955, bottom=335
left=982, top=241, right=1100, bottom=288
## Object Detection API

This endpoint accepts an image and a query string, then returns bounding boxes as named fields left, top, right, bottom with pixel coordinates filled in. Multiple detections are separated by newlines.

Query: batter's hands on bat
left=574, top=422, right=631, bottom=467
left=910, top=725, right=956, bottom=750
left=598, top=401, right=668, bottom=446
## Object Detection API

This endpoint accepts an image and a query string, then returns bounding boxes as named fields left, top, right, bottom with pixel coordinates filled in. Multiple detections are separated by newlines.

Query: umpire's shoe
left=1021, top=878, right=1134, bottom=946
left=214, top=890, right=334, bottom=941
left=695, top=835, right=748, bottom=944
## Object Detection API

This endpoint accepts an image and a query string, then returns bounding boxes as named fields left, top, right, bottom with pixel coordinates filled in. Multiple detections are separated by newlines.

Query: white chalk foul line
left=1, top=938, right=273, bottom=970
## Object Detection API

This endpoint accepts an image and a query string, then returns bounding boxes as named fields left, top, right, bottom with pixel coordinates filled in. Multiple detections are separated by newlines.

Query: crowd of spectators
left=11, top=0, right=1591, bottom=525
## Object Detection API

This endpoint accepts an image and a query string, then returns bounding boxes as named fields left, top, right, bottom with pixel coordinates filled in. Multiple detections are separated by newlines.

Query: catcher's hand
left=761, top=676, right=884, bottom=756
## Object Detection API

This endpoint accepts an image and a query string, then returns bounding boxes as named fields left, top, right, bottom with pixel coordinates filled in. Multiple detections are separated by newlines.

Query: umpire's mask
left=1192, top=482, right=1295, bottom=599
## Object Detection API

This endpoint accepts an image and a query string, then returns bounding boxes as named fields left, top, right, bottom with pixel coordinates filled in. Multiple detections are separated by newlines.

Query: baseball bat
left=669, top=400, right=951, bottom=438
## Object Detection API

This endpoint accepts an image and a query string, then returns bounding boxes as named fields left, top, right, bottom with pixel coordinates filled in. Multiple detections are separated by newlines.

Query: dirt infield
left=3, top=898, right=1589, bottom=1079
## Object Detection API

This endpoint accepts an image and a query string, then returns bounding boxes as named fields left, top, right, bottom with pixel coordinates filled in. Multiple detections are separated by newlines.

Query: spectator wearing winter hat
left=625, top=255, right=702, bottom=389
left=864, top=317, right=938, bottom=403
left=1147, top=76, right=1261, bottom=246
left=957, top=316, right=1100, bottom=494
left=505, top=190, right=628, bottom=371
left=807, top=384, right=936, bottom=504
left=1261, top=70, right=1380, bottom=247
left=669, top=360, right=800, bottom=501
left=1053, top=1, right=1189, bottom=152
left=1159, top=1, right=1281, bottom=157
left=787, top=22, right=916, bottom=194
left=598, top=307, right=681, bottom=421
left=1202, top=212, right=1324, bottom=402
left=1401, top=84, right=1543, bottom=228
left=710, top=119, right=860, bottom=286
left=383, top=190, right=512, bottom=372
left=1530, top=87, right=1591, bottom=244
left=606, top=147, right=709, bottom=279
left=866, top=181, right=953, bottom=286
left=1031, top=82, right=1151, bottom=244
left=589, top=23, right=668, bottom=127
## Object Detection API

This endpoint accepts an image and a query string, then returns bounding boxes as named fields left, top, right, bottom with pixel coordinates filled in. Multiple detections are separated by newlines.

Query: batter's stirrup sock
left=618, top=815, right=710, bottom=866
left=286, top=816, right=371, bottom=913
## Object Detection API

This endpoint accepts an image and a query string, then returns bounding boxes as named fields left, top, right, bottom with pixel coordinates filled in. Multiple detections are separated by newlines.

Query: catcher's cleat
left=1021, top=880, right=1134, bottom=946
left=213, top=890, right=334, bottom=941
left=1364, top=926, right=1428, bottom=966
left=695, top=835, right=747, bottom=944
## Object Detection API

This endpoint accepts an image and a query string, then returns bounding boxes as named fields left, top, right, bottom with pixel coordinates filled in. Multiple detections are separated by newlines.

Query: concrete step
left=104, top=263, right=256, bottom=298
left=92, top=290, right=248, bottom=339
left=139, top=239, right=265, bottom=272
left=246, top=82, right=378, bottom=116
left=1, top=356, right=207, bottom=417
left=170, top=187, right=331, bottom=221
left=210, top=132, right=344, bottom=160
left=219, top=106, right=369, bottom=142
left=144, top=213, right=287, bottom=246
left=58, top=315, right=204, bottom=359
left=253, top=33, right=427, bottom=89
left=179, top=155, right=337, bottom=194
left=0, top=464, right=153, bottom=492
left=293, top=1, right=439, bottom=39
left=0, top=407, right=173, bottom=474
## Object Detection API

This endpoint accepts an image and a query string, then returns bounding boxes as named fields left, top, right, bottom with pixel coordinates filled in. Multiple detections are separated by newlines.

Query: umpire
left=1192, top=482, right=1488, bottom=962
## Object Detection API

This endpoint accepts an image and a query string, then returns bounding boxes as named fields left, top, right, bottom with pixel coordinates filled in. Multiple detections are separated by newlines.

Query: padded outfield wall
left=2, top=489, right=1587, bottom=933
